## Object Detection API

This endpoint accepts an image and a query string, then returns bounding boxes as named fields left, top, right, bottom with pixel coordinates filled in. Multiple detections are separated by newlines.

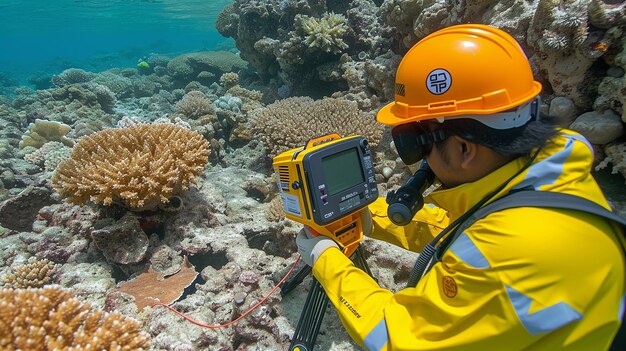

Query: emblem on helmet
left=426, top=69, right=451, bottom=95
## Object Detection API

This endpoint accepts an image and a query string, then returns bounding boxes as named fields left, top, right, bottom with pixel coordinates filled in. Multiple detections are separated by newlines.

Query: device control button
left=319, top=187, right=325, bottom=195
left=321, top=195, right=328, bottom=204
left=360, top=139, right=369, bottom=150
left=292, top=181, right=300, bottom=190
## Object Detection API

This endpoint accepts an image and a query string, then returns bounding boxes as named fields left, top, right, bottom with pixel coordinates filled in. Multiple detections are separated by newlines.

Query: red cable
left=154, top=256, right=301, bottom=329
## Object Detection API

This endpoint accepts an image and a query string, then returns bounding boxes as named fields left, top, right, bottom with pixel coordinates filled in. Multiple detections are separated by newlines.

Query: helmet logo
left=426, top=69, right=451, bottom=95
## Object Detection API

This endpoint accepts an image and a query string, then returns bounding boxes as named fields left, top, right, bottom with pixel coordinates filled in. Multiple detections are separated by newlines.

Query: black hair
left=433, top=113, right=559, bottom=157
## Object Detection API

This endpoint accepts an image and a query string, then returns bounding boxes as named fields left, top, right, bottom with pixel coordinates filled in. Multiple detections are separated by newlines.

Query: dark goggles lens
left=391, top=123, right=449, bottom=165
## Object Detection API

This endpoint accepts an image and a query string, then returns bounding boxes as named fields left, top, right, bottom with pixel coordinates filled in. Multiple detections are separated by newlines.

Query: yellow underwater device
left=272, top=134, right=378, bottom=256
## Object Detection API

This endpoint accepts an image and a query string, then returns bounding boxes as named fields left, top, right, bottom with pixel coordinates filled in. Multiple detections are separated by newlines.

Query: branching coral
left=249, top=96, right=383, bottom=157
left=295, top=13, right=349, bottom=54
left=1, top=257, right=56, bottom=289
left=0, top=285, right=150, bottom=350
left=51, top=124, right=210, bottom=211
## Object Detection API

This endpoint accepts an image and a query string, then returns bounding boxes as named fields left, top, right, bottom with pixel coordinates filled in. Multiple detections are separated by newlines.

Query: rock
left=382, top=166, right=394, bottom=179
left=0, top=186, right=55, bottom=231
left=91, top=212, right=149, bottom=265
left=570, top=110, right=624, bottom=144
left=234, top=291, right=247, bottom=304
left=549, top=97, right=577, bottom=126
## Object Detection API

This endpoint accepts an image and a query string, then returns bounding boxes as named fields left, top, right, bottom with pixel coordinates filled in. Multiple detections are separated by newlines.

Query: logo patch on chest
left=442, top=276, right=457, bottom=298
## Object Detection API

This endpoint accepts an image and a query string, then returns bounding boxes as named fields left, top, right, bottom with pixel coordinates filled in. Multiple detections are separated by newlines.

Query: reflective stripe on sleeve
left=449, top=232, right=490, bottom=268
left=505, top=285, right=582, bottom=334
left=363, top=319, right=389, bottom=351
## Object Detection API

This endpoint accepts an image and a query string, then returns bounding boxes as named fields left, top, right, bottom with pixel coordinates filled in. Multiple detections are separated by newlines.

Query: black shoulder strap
left=465, top=190, right=625, bottom=232
left=436, top=190, right=626, bottom=261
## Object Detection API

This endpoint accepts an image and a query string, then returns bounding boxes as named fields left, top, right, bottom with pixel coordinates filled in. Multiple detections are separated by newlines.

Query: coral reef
left=23, top=141, right=71, bottom=171
left=88, top=82, right=117, bottom=113
left=19, top=119, right=74, bottom=149
left=92, top=71, right=134, bottom=98
left=0, top=2, right=625, bottom=349
left=1, top=257, right=56, bottom=289
left=249, top=96, right=384, bottom=157
left=597, top=142, right=626, bottom=181
left=217, top=0, right=393, bottom=98
left=176, top=90, right=215, bottom=118
left=265, top=196, right=285, bottom=222
left=51, top=68, right=95, bottom=87
left=295, top=13, right=349, bottom=54
left=166, top=51, right=247, bottom=86
left=0, top=285, right=150, bottom=350
left=0, top=187, right=56, bottom=232
left=527, top=0, right=625, bottom=109
left=52, top=124, right=210, bottom=211
left=91, top=212, right=150, bottom=265
left=219, top=72, right=240, bottom=90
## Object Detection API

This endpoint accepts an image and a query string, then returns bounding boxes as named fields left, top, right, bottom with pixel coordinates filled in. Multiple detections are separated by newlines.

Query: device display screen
left=321, top=147, right=364, bottom=195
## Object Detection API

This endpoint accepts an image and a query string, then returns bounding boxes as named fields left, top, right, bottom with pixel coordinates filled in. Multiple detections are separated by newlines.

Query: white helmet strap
left=441, top=96, right=541, bottom=129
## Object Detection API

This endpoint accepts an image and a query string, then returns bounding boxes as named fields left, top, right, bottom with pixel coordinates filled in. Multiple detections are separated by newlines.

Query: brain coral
left=249, top=96, right=383, bottom=157
left=0, top=285, right=150, bottom=350
left=52, top=124, right=210, bottom=211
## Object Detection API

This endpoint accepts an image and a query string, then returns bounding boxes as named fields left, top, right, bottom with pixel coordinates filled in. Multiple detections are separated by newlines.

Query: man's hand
left=296, top=227, right=339, bottom=266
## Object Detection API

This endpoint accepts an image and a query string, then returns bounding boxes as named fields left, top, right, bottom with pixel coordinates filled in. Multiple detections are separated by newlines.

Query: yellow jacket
left=312, top=130, right=625, bottom=350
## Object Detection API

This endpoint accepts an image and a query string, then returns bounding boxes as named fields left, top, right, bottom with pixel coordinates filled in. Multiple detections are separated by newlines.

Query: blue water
left=0, top=0, right=235, bottom=88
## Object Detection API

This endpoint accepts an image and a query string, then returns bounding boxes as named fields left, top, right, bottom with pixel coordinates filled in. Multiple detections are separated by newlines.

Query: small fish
left=590, top=41, right=608, bottom=52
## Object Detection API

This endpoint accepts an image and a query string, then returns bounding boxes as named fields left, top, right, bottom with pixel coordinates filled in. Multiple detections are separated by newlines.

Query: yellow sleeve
left=312, top=247, right=536, bottom=351
left=368, top=197, right=449, bottom=252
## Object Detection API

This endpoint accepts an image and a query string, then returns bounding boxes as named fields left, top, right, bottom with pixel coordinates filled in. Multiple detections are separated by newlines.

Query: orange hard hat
left=377, top=24, right=542, bottom=126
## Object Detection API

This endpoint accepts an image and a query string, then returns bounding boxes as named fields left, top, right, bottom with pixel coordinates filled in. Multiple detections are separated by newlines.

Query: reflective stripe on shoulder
left=513, top=136, right=575, bottom=190
left=505, top=285, right=582, bottom=334
left=363, top=319, right=388, bottom=351
left=449, top=232, right=490, bottom=268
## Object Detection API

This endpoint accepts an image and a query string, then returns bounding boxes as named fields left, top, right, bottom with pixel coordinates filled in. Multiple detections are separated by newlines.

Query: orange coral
left=114, top=257, right=198, bottom=310
left=249, top=96, right=384, bottom=157
left=52, top=124, right=210, bottom=211
left=0, top=285, right=150, bottom=350
left=1, top=257, right=56, bottom=289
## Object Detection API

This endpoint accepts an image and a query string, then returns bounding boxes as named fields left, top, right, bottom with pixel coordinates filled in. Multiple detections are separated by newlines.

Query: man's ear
left=454, top=135, right=477, bottom=169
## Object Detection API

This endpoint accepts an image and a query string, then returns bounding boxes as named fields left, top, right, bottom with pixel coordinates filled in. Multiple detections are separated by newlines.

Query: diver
left=296, top=24, right=625, bottom=350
